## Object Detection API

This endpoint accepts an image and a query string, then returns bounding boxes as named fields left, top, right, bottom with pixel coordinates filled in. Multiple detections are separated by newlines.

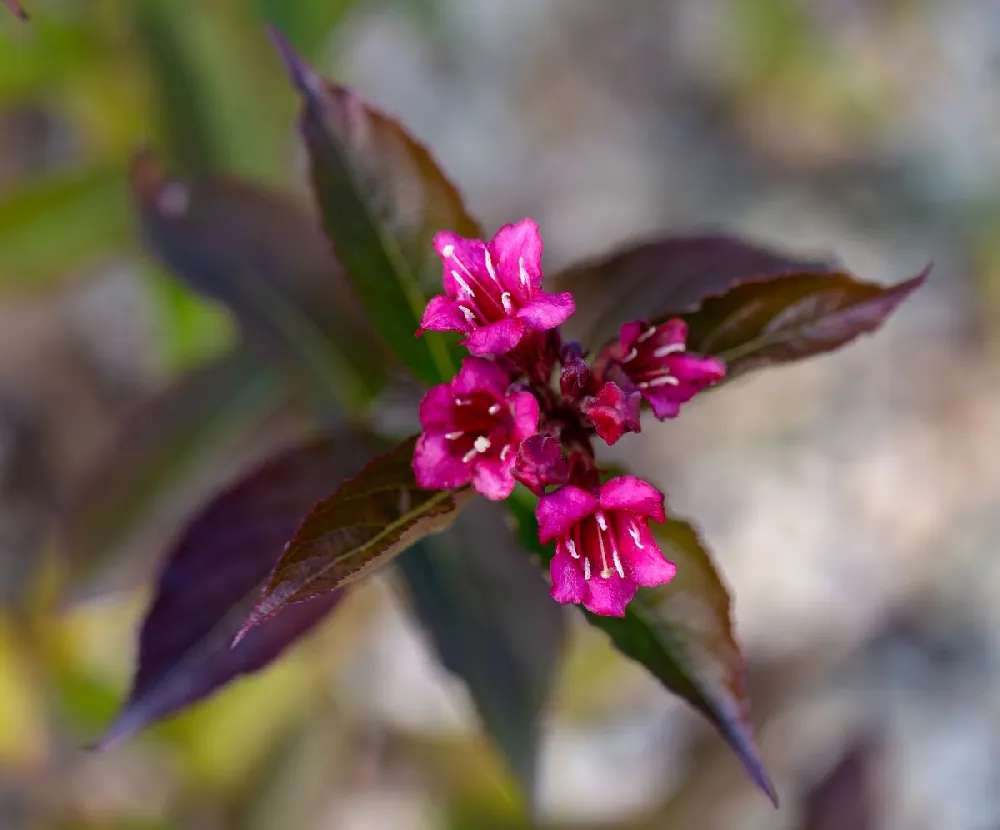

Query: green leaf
left=550, top=233, right=839, bottom=349
left=508, top=492, right=777, bottom=805
left=683, top=267, right=929, bottom=378
left=0, top=168, right=131, bottom=288
left=131, top=150, right=387, bottom=410
left=62, top=348, right=296, bottom=599
left=239, top=436, right=473, bottom=639
left=270, top=29, right=480, bottom=385
left=398, top=499, right=566, bottom=804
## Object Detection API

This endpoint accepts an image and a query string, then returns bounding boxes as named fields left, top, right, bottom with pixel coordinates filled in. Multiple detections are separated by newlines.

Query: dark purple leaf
left=98, top=432, right=379, bottom=747
left=552, top=233, right=839, bottom=348
left=800, top=735, right=878, bottom=830
left=131, top=150, right=387, bottom=408
left=398, top=499, right=566, bottom=802
left=683, top=267, right=929, bottom=377
left=239, top=436, right=472, bottom=640
left=63, top=348, right=298, bottom=600
left=270, top=29, right=478, bottom=385
left=509, top=495, right=777, bottom=805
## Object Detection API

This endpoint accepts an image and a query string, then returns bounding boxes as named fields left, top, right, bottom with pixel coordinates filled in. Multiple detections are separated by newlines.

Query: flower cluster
left=413, top=219, right=725, bottom=616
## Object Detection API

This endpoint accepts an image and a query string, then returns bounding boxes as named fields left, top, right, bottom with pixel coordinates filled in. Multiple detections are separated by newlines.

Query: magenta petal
left=508, top=392, right=540, bottom=441
left=517, top=291, right=575, bottom=331
left=618, top=320, right=646, bottom=352
left=646, top=390, right=683, bottom=420
left=536, top=486, right=598, bottom=543
left=668, top=353, right=727, bottom=386
left=451, top=356, right=510, bottom=399
left=549, top=544, right=586, bottom=606
left=417, top=295, right=469, bottom=336
left=657, top=318, right=688, bottom=346
left=413, top=434, right=472, bottom=491
left=418, top=383, right=457, bottom=432
left=600, top=476, right=665, bottom=522
left=583, top=573, right=637, bottom=617
left=619, top=520, right=676, bottom=587
left=464, top=317, right=528, bottom=356
left=434, top=232, right=489, bottom=297
left=490, top=218, right=543, bottom=294
left=471, top=458, right=516, bottom=501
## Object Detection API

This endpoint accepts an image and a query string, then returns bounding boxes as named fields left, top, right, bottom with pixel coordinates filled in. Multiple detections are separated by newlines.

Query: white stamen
left=596, top=511, right=608, bottom=532
left=518, top=257, right=530, bottom=287
left=653, top=343, right=685, bottom=358
left=445, top=431, right=463, bottom=440
left=462, top=447, right=478, bottom=463
left=596, top=515, right=611, bottom=578
left=628, top=522, right=644, bottom=548
left=452, top=271, right=475, bottom=298
left=622, top=347, right=638, bottom=363
left=484, top=249, right=498, bottom=282
left=637, top=375, right=680, bottom=389
left=441, top=244, right=455, bottom=258
left=474, top=436, right=491, bottom=453
left=488, top=403, right=501, bottom=415
left=567, top=539, right=579, bottom=558
left=459, top=305, right=477, bottom=324
left=500, top=445, right=510, bottom=461
left=501, top=292, right=514, bottom=314
left=455, top=397, right=472, bottom=406
left=612, top=548, right=625, bottom=579
left=637, top=326, right=658, bottom=343
left=583, top=557, right=591, bottom=580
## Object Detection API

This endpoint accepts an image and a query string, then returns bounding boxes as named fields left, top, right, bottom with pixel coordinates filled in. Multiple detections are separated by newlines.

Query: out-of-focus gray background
left=2, top=1, right=999, bottom=827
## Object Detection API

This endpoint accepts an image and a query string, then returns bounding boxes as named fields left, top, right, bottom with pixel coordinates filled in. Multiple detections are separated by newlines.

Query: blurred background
left=1, top=0, right=998, bottom=827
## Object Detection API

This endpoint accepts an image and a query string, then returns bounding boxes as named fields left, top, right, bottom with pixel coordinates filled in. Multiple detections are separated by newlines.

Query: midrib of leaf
left=310, top=118, right=456, bottom=384
left=285, top=486, right=465, bottom=590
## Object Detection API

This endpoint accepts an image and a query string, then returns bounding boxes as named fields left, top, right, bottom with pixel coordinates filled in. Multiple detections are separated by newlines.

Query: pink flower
left=596, top=319, right=726, bottom=420
left=582, top=381, right=641, bottom=446
left=413, top=357, right=539, bottom=500
left=536, top=476, right=676, bottom=616
left=512, top=434, right=569, bottom=496
left=417, top=219, right=576, bottom=356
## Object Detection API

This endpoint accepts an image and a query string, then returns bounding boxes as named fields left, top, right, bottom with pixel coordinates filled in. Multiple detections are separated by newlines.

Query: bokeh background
left=2, top=0, right=999, bottom=827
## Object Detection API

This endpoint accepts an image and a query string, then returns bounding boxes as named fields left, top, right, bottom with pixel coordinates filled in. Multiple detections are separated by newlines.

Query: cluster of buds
left=413, top=220, right=725, bottom=616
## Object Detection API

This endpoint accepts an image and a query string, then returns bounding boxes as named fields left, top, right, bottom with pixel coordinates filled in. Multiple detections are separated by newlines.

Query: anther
left=501, top=292, right=514, bottom=314
left=653, top=343, right=685, bottom=358
left=441, top=244, right=455, bottom=257
left=474, top=436, right=491, bottom=453
left=459, top=305, right=477, bottom=325
left=488, top=403, right=501, bottom=415
left=583, top=557, right=591, bottom=580
left=518, top=257, right=530, bottom=288
left=622, top=347, right=638, bottom=363
left=445, top=431, right=463, bottom=440
left=484, top=250, right=497, bottom=282
left=628, top=522, right=644, bottom=548
left=637, top=326, right=658, bottom=343
left=453, top=271, right=475, bottom=298
left=567, top=539, right=579, bottom=558
left=612, top=549, right=625, bottom=579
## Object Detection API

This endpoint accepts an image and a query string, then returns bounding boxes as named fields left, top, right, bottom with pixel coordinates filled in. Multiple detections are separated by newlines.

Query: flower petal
left=582, top=572, right=637, bottom=617
left=464, top=317, right=528, bottom=356
left=645, top=390, right=682, bottom=420
left=418, top=383, right=457, bottom=432
left=513, top=434, right=568, bottom=496
left=667, top=353, right=727, bottom=386
left=517, top=291, right=575, bottom=331
left=536, top=485, right=598, bottom=543
left=489, top=218, right=543, bottom=295
left=471, top=458, right=516, bottom=501
left=417, top=295, right=469, bottom=336
left=656, top=318, right=688, bottom=347
left=617, top=320, right=646, bottom=352
left=599, top=476, right=665, bottom=522
left=508, top=392, right=540, bottom=442
left=618, top=518, right=676, bottom=587
left=583, top=382, right=641, bottom=447
left=434, top=231, right=489, bottom=298
left=413, top=434, right=471, bottom=491
left=549, top=544, right=586, bottom=606
left=451, top=356, right=510, bottom=399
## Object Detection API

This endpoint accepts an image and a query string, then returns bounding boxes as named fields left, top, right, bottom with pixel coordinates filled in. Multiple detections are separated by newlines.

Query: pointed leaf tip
left=266, top=25, right=319, bottom=97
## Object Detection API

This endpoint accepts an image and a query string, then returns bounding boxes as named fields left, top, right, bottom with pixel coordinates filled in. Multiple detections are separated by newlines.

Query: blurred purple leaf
left=683, top=268, right=929, bottom=377
left=239, top=436, right=472, bottom=641
left=98, top=431, right=380, bottom=748
left=398, top=499, right=566, bottom=802
left=63, top=348, right=300, bottom=600
left=131, top=150, right=387, bottom=409
left=270, top=29, right=478, bottom=384
left=3, top=0, right=27, bottom=20
left=800, top=735, right=879, bottom=830
left=509, top=496, right=777, bottom=805
left=552, top=233, right=839, bottom=348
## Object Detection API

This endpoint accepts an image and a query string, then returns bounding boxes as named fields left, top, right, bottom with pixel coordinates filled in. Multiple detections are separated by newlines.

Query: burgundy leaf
left=98, top=432, right=379, bottom=747
left=270, top=28, right=478, bottom=384
left=239, top=436, right=472, bottom=640
left=131, top=150, right=387, bottom=407
left=683, top=267, right=929, bottom=377
left=552, top=233, right=839, bottom=348
left=510, top=496, right=777, bottom=805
